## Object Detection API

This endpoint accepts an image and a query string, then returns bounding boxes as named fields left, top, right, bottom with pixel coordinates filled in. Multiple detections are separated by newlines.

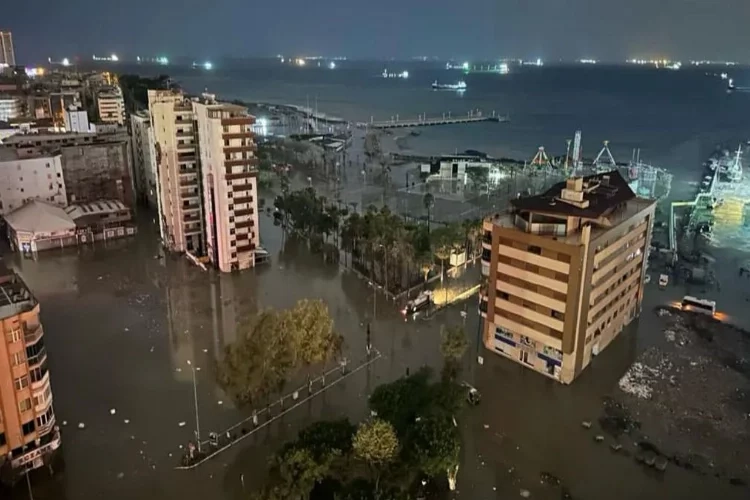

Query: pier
left=368, top=110, right=508, bottom=129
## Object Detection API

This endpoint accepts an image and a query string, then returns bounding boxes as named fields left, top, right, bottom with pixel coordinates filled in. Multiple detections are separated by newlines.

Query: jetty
left=368, top=110, right=508, bottom=129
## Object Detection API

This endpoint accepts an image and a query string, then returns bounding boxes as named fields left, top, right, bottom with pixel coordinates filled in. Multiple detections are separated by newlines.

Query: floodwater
left=5, top=201, right=749, bottom=499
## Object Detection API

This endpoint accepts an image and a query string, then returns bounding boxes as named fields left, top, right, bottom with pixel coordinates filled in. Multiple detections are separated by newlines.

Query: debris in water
left=175, top=368, right=182, bottom=372
left=483, top=424, right=490, bottom=429
left=217, top=401, right=223, bottom=405
left=78, top=422, right=85, bottom=429
left=124, top=327, right=129, bottom=332
left=519, top=489, right=531, bottom=498
left=62, top=420, right=68, bottom=426
left=150, top=346, right=154, bottom=353
left=610, top=443, right=623, bottom=452
left=124, top=419, right=130, bottom=424
left=116, top=472, right=125, bottom=479
left=581, top=421, right=592, bottom=429
left=178, top=421, right=186, bottom=427
left=202, top=349, right=208, bottom=353
left=110, top=408, right=116, bottom=415
left=594, top=435, right=604, bottom=442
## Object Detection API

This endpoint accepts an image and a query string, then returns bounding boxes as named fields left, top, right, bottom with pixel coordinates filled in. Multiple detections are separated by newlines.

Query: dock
left=368, top=111, right=508, bottom=129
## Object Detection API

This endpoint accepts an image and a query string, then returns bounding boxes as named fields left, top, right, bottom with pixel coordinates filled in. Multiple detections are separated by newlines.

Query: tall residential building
left=0, top=148, right=67, bottom=215
left=0, top=31, right=15, bottom=67
left=480, top=171, right=655, bottom=383
left=193, top=97, right=259, bottom=272
left=148, top=90, right=204, bottom=254
left=0, top=261, right=60, bottom=472
left=96, top=86, right=125, bottom=125
left=130, top=111, right=159, bottom=208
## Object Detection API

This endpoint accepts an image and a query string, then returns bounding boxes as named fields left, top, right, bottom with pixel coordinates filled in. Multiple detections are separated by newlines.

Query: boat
left=432, top=80, right=467, bottom=91
left=727, top=78, right=736, bottom=92
left=401, top=290, right=433, bottom=317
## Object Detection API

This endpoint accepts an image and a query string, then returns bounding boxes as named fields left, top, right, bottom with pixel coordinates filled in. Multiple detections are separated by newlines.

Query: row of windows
left=497, top=269, right=567, bottom=303
left=497, top=236, right=572, bottom=264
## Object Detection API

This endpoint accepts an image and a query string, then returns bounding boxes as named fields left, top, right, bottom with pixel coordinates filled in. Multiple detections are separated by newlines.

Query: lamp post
left=186, top=360, right=201, bottom=452
left=25, top=467, right=34, bottom=500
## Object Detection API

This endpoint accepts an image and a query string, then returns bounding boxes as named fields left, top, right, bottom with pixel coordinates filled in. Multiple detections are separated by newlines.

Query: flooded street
left=3, top=183, right=749, bottom=499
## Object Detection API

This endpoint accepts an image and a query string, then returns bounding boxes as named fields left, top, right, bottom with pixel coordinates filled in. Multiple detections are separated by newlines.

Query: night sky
left=4, top=0, right=750, bottom=63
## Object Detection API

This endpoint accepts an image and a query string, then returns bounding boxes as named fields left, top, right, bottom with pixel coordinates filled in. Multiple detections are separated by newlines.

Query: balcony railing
left=235, top=219, right=255, bottom=229
left=234, top=208, right=254, bottom=217
left=233, top=196, right=254, bottom=204
left=27, top=347, right=47, bottom=367
left=236, top=243, right=256, bottom=253
left=24, top=324, right=44, bottom=344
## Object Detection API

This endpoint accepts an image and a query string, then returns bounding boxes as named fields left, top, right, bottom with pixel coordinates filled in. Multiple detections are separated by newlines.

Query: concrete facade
left=97, top=87, right=125, bottom=125
left=130, top=111, right=159, bottom=208
left=193, top=99, right=259, bottom=272
left=0, top=261, right=61, bottom=474
left=63, top=107, right=90, bottom=133
left=0, top=31, right=14, bottom=67
left=0, top=151, right=67, bottom=215
left=59, top=140, right=134, bottom=206
left=148, top=90, right=204, bottom=254
left=480, top=172, right=656, bottom=383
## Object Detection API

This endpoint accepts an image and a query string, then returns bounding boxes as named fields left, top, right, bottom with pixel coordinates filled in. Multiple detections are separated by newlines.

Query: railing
left=24, top=324, right=43, bottom=344
left=27, top=347, right=47, bottom=367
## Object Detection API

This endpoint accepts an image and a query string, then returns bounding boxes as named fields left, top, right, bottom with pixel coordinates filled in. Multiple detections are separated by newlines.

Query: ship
left=432, top=80, right=467, bottom=91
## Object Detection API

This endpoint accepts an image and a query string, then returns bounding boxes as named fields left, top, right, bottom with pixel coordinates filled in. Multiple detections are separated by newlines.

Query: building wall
left=130, top=113, right=158, bottom=208
left=97, top=90, right=125, bottom=125
left=0, top=155, right=67, bottom=214
left=148, top=90, right=204, bottom=254
left=0, top=291, right=59, bottom=470
left=59, top=141, right=133, bottom=206
left=193, top=102, right=258, bottom=272
left=481, top=201, right=655, bottom=383
left=0, top=97, right=20, bottom=121
left=64, top=109, right=90, bottom=133
left=0, top=31, right=15, bottom=67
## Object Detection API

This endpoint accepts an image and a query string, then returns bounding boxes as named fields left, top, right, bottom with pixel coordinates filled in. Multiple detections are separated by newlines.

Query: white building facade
left=130, top=111, right=159, bottom=208
left=63, top=107, right=90, bottom=133
left=0, top=153, right=67, bottom=215
left=0, top=96, right=20, bottom=121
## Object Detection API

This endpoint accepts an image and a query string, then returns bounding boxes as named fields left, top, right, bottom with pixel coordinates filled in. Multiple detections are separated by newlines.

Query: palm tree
left=423, top=192, right=435, bottom=233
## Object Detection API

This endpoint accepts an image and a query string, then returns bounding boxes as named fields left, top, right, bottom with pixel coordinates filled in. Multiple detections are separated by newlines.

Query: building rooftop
left=0, top=260, right=36, bottom=319
left=4, top=200, right=76, bottom=234
left=64, top=199, right=128, bottom=220
left=511, top=170, right=636, bottom=219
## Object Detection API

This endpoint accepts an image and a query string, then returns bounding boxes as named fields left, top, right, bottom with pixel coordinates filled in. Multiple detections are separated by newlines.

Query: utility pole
left=187, top=360, right=201, bottom=452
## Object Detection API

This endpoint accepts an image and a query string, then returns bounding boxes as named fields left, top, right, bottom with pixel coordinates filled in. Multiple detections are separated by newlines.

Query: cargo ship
left=432, top=80, right=467, bottom=91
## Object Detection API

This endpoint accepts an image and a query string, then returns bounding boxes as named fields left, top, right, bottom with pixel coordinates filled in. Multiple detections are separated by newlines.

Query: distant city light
left=329, top=61, right=336, bottom=69
left=137, top=56, right=141, bottom=62
left=296, top=58, right=306, bottom=66
left=204, top=62, right=213, bottom=70
left=111, top=54, right=119, bottom=62
left=579, top=59, right=598, bottom=65
left=256, top=117, right=269, bottom=137
left=499, top=63, right=509, bottom=75
left=159, top=56, right=169, bottom=65
left=280, top=57, right=285, bottom=63
left=25, top=67, right=45, bottom=77
left=62, top=58, right=71, bottom=67
left=462, top=61, right=469, bottom=71
left=401, top=71, right=409, bottom=79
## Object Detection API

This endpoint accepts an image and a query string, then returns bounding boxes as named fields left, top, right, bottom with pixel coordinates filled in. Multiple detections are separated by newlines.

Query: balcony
left=11, top=426, right=61, bottom=470
left=182, top=204, right=201, bottom=212
left=183, top=214, right=201, bottom=223
left=223, top=144, right=257, bottom=154
left=236, top=243, right=256, bottom=253
left=177, top=141, right=195, bottom=151
left=24, top=323, right=44, bottom=344
left=234, top=208, right=254, bottom=217
left=226, top=171, right=257, bottom=181
left=175, top=130, right=193, bottom=138
left=483, top=231, right=492, bottom=244
left=179, top=178, right=198, bottom=187
left=178, top=154, right=196, bottom=163
left=27, top=346, right=47, bottom=367
left=233, top=196, right=254, bottom=204
left=225, top=158, right=256, bottom=168
left=223, top=131, right=253, bottom=140
left=221, top=116, right=255, bottom=126
left=235, top=219, right=255, bottom=229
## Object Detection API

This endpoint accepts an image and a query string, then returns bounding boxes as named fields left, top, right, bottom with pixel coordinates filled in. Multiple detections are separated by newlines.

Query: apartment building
left=63, top=106, right=90, bottom=133
left=148, top=90, right=204, bottom=254
left=97, top=86, right=125, bottom=125
left=193, top=97, right=259, bottom=272
left=480, top=171, right=655, bottom=383
left=130, top=111, right=158, bottom=208
left=0, top=31, right=15, bottom=67
left=0, top=95, right=20, bottom=121
left=0, top=261, right=60, bottom=473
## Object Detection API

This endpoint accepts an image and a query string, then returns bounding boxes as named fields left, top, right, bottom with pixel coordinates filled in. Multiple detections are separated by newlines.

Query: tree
left=408, top=413, right=460, bottom=479
left=217, top=300, right=342, bottom=406
left=353, top=419, right=400, bottom=495
left=440, top=325, right=468, bottom=362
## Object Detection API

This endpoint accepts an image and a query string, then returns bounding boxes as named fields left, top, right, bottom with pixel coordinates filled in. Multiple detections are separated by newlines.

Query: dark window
left=230, top=240, right=236, bottom=247
left=551, top=310, right=564, bottom=320
left=228, top=204, right=234, bottom=210
left=498, top=291, right=510, bottom=300
left=229, top=216, right=235, bottom=223
left=22, top=420, right=36, bottom=436
left=481, top=248, right=491, bottom=261
left=230, top=229, right=235, bottom=235
left=528, top=245, right=542, bottom=255
left=231, top=252, right=237, bottom=259
left=0, top=432, right=5, bottom=446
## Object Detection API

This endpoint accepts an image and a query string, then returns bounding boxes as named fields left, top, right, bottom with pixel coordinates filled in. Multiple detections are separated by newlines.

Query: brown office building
left=480, top=171, right=655, bottom=383
left=0, top=261, right=60, bottom=473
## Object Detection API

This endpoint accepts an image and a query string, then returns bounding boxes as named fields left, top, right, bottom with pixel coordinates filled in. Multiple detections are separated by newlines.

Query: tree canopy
left=440, top=325, right=468, bottom=362
left=217, top=299, right=342, bottom=406
left=353, top=419, right=400, bottom=467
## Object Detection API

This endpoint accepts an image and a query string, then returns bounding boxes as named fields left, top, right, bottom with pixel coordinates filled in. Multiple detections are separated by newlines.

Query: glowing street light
left=204, top=61, right=213, bottom=70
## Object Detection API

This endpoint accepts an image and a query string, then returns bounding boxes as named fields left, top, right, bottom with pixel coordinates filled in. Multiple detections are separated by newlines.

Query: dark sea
left=143, top=60, right=750, bottom=177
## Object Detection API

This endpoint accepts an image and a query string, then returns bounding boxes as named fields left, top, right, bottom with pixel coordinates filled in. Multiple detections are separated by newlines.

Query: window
left=228, top=204, right=234, bottom=210
left=528, top=245, right=542, bottom=255
left=230, top=252, right=237, bottom=259
left=14, top=376, right=29, bottom=391
left=22, top=420, right=35, bottom=435
left=57, top=173, right=61, bottom=178
left=6, top=329, right=21, bottom=343
left=11, top=351, right=25, bottom=366
left=230, top=229, right=235, bottom=235
left=36, top=406, right=54, bottom=428
left=551, top=310, right=564, bottom=320
left=30, top=361, right=48, bottom=383
left=230, top=240, right=236, bottom=247
left=19, top=398, right=32, bottom=412
left=0, top=433, right=5, bottom=447
left=498, top=291, right=510, bottom=300
left=46, top=163, right=50, bottom=168
left=229, top=216, right=235, bottom=223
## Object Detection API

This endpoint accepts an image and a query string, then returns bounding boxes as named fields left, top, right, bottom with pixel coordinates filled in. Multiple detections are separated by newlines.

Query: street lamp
left=186, top=360, right=201, bottom=452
